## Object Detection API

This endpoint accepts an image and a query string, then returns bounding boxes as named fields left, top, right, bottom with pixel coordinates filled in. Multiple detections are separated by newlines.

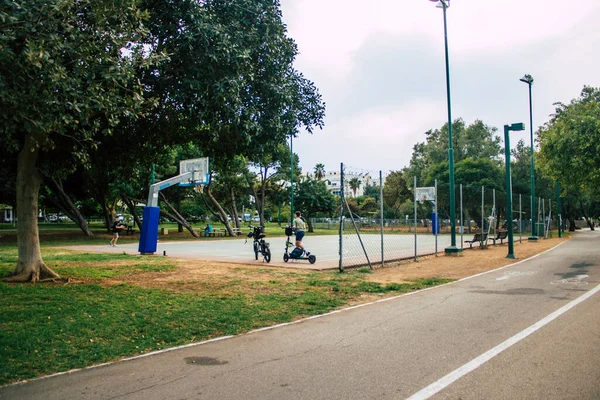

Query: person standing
left=110, top=214, right=126, bottom=247
left=293, top=211, right=309, bottom=256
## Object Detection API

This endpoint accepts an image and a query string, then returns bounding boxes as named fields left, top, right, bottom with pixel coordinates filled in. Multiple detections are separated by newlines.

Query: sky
left=279, top=0, right=600, bottom=176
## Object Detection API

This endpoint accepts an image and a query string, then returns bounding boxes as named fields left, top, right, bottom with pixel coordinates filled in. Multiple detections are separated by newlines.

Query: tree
left=314, top=164, right=325, bottom=180
left=293, top=177, right=336, bottom=232
left=348, top=178, right=361, bottom=197
left=538, top=86, right=600, bottom=188
left=251, top=144, right=290, bottom=227
left=139, top=0, right=324, bottom=176
left=537, top=86, right=600, bottom=229
left=1, top=0, right=160, bottom=281
left=382, top=171, right=413, bottom=218
left=452, top=158, right=503, bottom=229
left=358, top=197, right=379, bottom=215
left=139, top=0, right=324, bottom=232
left=406, top=119, right=501, bottom=184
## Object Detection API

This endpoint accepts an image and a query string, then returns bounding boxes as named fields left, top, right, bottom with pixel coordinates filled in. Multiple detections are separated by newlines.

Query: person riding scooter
left=293, top=211, right=309, bottom=257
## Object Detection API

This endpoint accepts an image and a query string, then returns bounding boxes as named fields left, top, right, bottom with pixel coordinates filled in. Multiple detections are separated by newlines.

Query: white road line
left=406, top=283, right=600, bottom=400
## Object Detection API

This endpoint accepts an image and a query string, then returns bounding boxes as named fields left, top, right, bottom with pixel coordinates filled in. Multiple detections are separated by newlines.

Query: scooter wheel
left=308, top=255, right=316, bottom=264
left=283, top=253, right=289, bottom=262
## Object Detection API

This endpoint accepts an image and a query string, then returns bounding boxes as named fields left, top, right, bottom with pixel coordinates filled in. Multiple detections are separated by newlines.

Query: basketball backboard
left=415, top=187, right=436, bottom=202
left=179, top=157, right=209, bottom=186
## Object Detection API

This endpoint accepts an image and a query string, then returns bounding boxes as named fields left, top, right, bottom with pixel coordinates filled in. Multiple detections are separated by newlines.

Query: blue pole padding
left=432, top=212, right=440, bottom=235
left=138, top=206, right=160, bottom=254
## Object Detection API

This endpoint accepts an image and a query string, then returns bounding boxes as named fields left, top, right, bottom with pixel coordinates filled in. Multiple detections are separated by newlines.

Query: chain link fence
left=329, top=163, right=560, bottom=271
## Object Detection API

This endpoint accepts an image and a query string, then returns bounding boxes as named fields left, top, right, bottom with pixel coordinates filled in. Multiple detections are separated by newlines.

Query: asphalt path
left=64, top=232, right=461, bottom=270
left=3, top=230, right=598, bottom=399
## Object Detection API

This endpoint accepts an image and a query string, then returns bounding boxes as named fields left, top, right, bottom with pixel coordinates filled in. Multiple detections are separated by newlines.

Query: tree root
left=2, top=274, right=33, bottom=283
left=2, top=274, right=69, bottom=284
left=4, top=262, right=62, bottom=283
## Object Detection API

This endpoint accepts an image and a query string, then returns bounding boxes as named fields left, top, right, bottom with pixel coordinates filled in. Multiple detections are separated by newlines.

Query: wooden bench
left=489, top=230, right=508, bottom=245
left=208, top=228, right=226, bottom=237
left=230, top=228, right=243, bottom=236
left=125, top=226, right=137, bottom=235
left=465, top=232, right=488, bottom=249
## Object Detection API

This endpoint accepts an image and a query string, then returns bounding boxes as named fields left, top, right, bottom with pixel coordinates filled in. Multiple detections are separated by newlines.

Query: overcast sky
left=279, top=0, right=600, bottom=175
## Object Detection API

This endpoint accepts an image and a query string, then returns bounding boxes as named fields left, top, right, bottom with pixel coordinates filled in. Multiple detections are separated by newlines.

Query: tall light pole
left=519, top=74, right=537, bottom=241
left=290, top=135, right=294, bottom=226
left=430, top=0, right=461, bottom=254
left=504, top=122, right=526, bottom=259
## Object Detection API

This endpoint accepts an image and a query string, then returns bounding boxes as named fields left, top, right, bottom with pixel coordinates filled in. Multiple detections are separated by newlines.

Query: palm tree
left=314, top=163, right=325, bottom=180
left=348, top=177, right=361, bottom=197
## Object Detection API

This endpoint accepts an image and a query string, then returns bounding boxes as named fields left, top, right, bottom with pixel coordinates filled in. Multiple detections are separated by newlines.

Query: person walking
left=293, top=211, right=309, bottom=256
left=109, top=214, right=126, bottom=247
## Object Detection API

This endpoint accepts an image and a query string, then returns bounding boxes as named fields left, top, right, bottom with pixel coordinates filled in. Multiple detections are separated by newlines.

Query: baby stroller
left=283, top=226, right=316, bottom=264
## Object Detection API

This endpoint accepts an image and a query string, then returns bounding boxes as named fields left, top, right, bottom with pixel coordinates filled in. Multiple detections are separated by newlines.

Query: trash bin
left=535, top=223, right=545, bottom=237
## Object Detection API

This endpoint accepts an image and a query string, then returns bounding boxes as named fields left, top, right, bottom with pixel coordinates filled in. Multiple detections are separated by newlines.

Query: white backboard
left=415, top=187, right=436, bottom=202
left=179, top=157, right=209, bottom=186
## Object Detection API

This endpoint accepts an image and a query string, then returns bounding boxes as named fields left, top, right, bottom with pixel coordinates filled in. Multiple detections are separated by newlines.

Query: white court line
left=406, top=283, right=600, bottom=400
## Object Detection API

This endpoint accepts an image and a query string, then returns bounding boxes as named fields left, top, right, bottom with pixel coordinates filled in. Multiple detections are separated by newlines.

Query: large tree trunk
left=228, top=186, right=240, bottom=230
left=568, top=215, right=577, bottom=231
left=205, top=184, right=235, bottom=236
left=122, top=196, right=143, bottom=229
left=100, top=192, right=117, bottom=233
left=579, top=199, right=595, bottom=231
left=47, top=178, right=93, bottom=237
left=6, top=134, right=60, bottom=282
left=158, top=192, right=200, bottom=237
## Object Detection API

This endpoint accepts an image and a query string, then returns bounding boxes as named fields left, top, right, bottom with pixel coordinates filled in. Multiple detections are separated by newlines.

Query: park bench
left=125, top=226, right=137, bottom=235
left=230, top=228, right=243, bottom=236
left=208, top=228, right=226, bottom=237
left=465, top=232, right=488, bottom=249
left=489, top=230, right=508, bottom=245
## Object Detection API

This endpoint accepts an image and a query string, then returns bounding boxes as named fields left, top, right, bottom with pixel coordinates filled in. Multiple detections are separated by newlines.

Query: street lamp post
left=290, top=135, right=294, bottom=226
left=430, top=0, right=461, bottom=253
left=504, top=122, right=526, bottom=259
left=519, top=74, right=537, bottom=241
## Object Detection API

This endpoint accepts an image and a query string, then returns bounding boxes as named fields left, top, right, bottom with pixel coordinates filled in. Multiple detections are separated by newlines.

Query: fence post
left=338, top=163, right=344, bottom=272
left=519, top=194, right=522, bottom=243
left=481, top=186, right=484, bottom=246
left=435, top=179, right=438, bottom=255
left=460, top=184, right=463, bottom=249
left=493, top=188, right=496, bottom=239
left=414, top=176, right=417, bottom=261
left=380, top=171, right=384, bottom=267
left=556, top=183, right=562, bottom=238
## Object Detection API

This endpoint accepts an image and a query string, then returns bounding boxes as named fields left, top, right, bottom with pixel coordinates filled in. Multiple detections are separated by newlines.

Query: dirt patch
left=367, top=236, right=566, bottom=283
left=102, top=237, right=567, bottom=291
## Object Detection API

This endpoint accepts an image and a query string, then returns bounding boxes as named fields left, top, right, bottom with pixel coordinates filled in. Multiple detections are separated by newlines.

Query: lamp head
left=429, top=0, right=449, bottom=8
left=509, top=122, right=526, bottom=131
left=519, top=74, right=534, bottom=85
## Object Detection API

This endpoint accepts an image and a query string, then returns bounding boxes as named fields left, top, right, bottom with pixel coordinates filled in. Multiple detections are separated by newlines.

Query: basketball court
left=63, top=233, right=465, bottom=270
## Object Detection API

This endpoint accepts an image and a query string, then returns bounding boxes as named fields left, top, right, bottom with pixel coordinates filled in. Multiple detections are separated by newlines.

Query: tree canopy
left=537, top=86, right=600, bottom=192
left=1, top=0, right=325, bottom=281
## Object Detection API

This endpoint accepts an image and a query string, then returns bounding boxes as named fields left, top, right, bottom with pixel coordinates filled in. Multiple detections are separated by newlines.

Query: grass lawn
left=0, top=227, right=452, bottom=385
